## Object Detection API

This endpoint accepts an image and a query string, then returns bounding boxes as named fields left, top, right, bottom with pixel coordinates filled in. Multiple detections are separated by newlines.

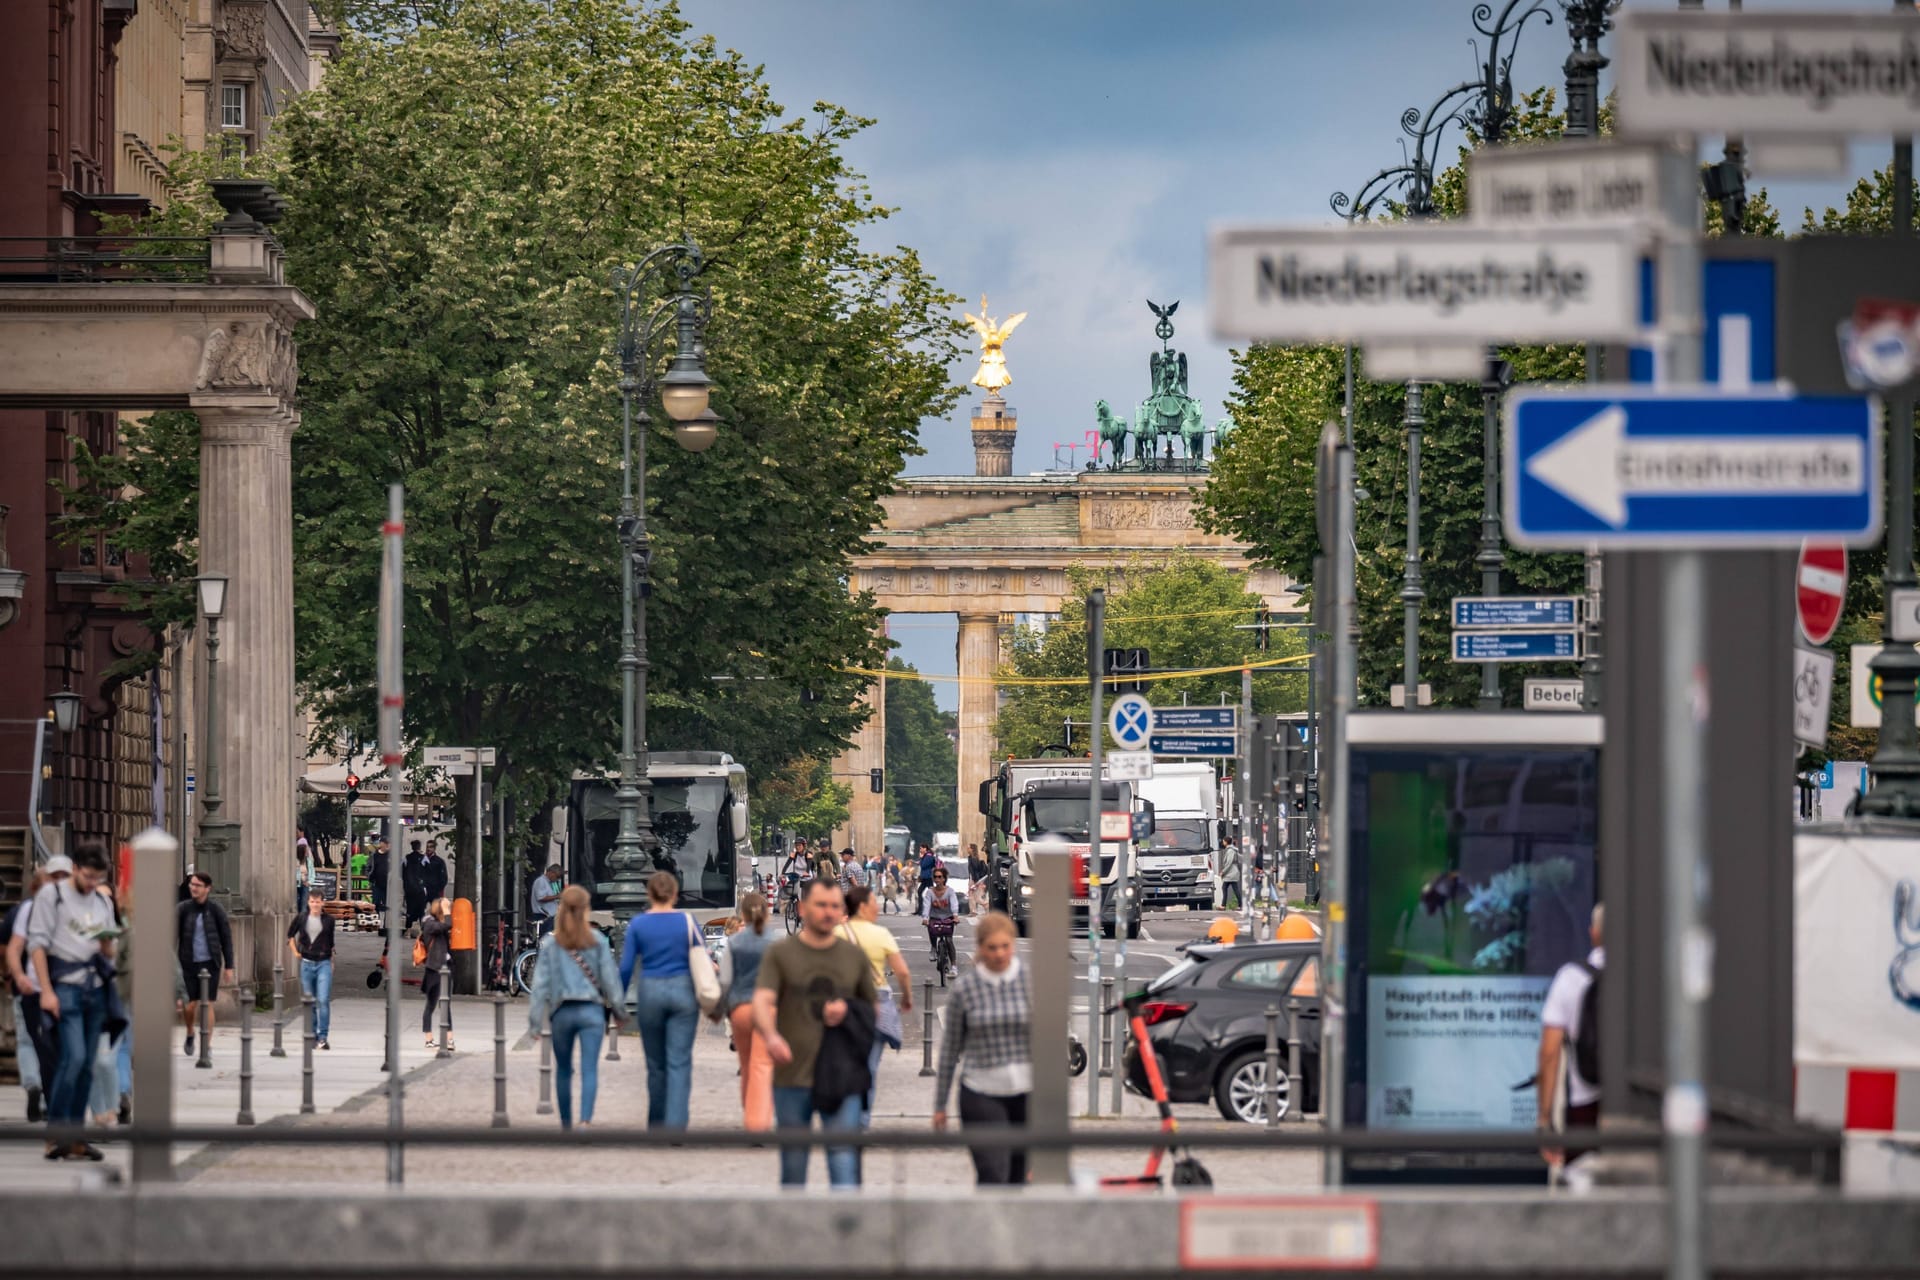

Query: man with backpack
left=1537, top=903, right=1604, bottom=1169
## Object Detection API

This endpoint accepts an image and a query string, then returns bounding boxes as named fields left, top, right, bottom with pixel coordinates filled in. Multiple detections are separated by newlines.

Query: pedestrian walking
left=401, top=840, right=429, bottom=928
left=288, top=891, right=336, bottom=1050
left=420, top=897, right=454, bottom=1048
left=369, top=840, right=390, bottom=915
left=175, top=872, right=234, bottom=1058
left=295, top=843, right=313, bottom=917
left=618, top=870, right=703, bottom=1129
left=527, top=885, right=624, bottom=1130
left=1539, top=903, right=1605, bottom=1170
left=27, top=844, right=118, bottom=1161
left=86, top=884, right=132, bottom=1128
left=842, top=850, right=867, bottom=890
left=966, top=844, right=990, bottom=915
left=879, top=858, right=902, bottom=915
left=811, top=842, right=841, bottom=885
left=1219, top=843, right=1243, bottom=910
left=839, top=885, right=912, bottom=1124
left=718, top=890, right=776, bottom=1131
left=751, top=877, right=877, bottom=1188
left=933, top=910, right=1033, bottom=1186
left=5, top=860, right=70, bottom=1122
left=421, top=839, right=449, bottom=902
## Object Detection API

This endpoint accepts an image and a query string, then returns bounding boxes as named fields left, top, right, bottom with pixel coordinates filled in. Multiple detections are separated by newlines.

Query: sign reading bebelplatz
left=1207, top=225, right=1639, bottom=344
left=1616, top=10, right=1920, bottom=138
left=1505, top=386, right=1881, bottom=549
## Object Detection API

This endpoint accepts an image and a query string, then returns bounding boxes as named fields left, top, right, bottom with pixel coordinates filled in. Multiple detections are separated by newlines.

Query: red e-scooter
left=1100, top=989, right=1212, bottom=1190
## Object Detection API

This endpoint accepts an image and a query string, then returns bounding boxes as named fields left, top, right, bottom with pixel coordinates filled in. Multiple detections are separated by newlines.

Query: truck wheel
left=1015, top=916, right=1029, bottom=938
left=1126, top=919, right=1142, bottom=940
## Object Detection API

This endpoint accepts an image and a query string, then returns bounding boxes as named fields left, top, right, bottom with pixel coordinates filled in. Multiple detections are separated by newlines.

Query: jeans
left=299, top=959, right=334, bottom=1041
left=634, top=973, right=697, bottom=1128
left=421, top=968, right=450, bottom=1035
left=48, top=982, right=106, bottom=1129
left=295, top=884, right=308, bottom=916
left=863, top=1033, right=885, bottom=1125
left=1220, top=879, right=1242, bottom=909
left=773, top=1086, right=864, bottom=1187
left=548, top=1000, right=606, bottom=1129
left=87, top=1034, right=120, bottom=1119
left=11, top=994, right=41, bottom=1091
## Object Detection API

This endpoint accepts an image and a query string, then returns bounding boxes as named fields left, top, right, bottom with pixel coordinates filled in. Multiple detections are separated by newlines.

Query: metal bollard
left=300, top=995, right=316, bottom=1115
left=436, top=962, right=453, bottom=1059
left=270, top=919, right=287, bottom=1058
left=195, top=971, right=213, bottom=1069
left=491, top=993, right=509, bottom=1129
left=605, top=1009, right=620, bottom=1062
left=918, top=979, right=935, bottom=1078
left=1286, top=997, right=1305, bottom=1123
left=236, top=985, right=255, bottom=1125
left=1099, top=976, right=1115, bottom=1078
left=1263, top=1003, right=1283, bottom=1129
left=536, top=1013, right=554, bottom=1116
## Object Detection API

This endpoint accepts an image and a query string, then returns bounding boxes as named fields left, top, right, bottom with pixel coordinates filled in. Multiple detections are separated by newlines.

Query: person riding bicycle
left=922, top=866, right=960, bottom=978
left=811, top=840, right=842, bottom=885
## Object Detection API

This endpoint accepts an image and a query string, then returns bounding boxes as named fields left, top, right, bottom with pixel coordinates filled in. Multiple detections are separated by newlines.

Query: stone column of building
left=956, top=613, right=1001, bottom=855
left=836, top=676, right=886, bottom=859
left=193, top=397, right=297, bottom=983
left=971, top=394, right=1016, bottom=477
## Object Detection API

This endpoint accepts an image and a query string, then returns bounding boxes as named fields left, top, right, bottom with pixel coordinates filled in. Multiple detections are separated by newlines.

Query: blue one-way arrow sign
left=1506, top=387, right=1880, bottom=548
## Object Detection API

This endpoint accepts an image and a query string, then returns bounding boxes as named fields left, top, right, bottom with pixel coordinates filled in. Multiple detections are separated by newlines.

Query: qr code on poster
left=1383, top=1087, right=1413, bottom=1118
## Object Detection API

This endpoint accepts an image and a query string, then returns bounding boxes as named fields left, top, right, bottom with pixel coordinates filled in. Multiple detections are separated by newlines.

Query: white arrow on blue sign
left=1451, top=630, right=1582, bottom=663
left=1505, top=387, right=1880, bottom=549
left=1108, top=693, right=1154, bottom=750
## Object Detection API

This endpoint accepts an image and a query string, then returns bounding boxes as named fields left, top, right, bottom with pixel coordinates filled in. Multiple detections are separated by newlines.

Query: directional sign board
left=1451, top=631, right=1581, bottom=663
left=1792, top=647, right=1835, bottom=750
left=1891, top=587, right=1920, bottom=644
left=1108, top=693, right=1154, bottom=751
left=1149, top=706, right=1238, bottom=732
left=1149, top=734, right=1237, bottom=758
left=1505, top=387, right=1880, bottom=549
left=1469, top=139, right=1694, bottom=234
left=1208, top=225, right=1640, bottom=344
left=1616, top=10, right=1920, bottom=139
left=1452, top=596, right=1579, bottom=629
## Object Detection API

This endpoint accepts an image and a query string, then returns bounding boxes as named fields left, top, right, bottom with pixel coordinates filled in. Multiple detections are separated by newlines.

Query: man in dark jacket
left=421, top=838, right=449, bottom=902
left=176, top=873, right=234, bottom=1057
left=369, top=840, right=390, bottom=914
left=286, top=895, right=336, bottom=1049
left=401, top=840, right=429, bottom=927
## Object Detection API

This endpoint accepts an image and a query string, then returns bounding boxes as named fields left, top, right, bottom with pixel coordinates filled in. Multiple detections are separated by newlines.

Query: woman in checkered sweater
left=932, top=911, right=1032, bottom=1185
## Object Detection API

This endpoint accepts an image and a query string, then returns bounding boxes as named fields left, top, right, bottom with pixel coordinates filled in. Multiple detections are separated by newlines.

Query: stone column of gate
left=956, top=613, right=1001, bottom=855
left=835, top=676, right=886, bottom=858
left=192, top=395, right=298, bottom=986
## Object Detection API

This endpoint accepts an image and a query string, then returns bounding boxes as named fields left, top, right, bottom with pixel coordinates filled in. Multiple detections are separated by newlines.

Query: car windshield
left=1144, top=818, right=1209, bottom=852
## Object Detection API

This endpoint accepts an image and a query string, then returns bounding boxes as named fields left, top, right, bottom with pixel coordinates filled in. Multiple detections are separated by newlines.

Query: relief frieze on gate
left=860, top=567, right=1064, bottom=599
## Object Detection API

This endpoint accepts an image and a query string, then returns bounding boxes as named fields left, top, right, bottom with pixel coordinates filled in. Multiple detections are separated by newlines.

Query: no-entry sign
left=1796, top=543, right=1847, bottom=647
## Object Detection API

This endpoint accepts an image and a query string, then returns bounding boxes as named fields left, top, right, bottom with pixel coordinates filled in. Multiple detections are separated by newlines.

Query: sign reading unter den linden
left=1207, top=226, right=1638, bottom=345
left=1617, top=10, right=1920, bottom=137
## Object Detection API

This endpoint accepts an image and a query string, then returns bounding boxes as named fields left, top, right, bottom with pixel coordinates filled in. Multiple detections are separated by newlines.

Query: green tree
left=992, top=554, right=1306, bottom=759
left=755, top=757, right=851, bottom=840
left=883, top=658, right=957, bottom=840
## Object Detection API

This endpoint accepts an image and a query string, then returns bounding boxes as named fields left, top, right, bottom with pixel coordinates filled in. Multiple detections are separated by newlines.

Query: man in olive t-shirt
left=753, top=877, right=876, bottom=1187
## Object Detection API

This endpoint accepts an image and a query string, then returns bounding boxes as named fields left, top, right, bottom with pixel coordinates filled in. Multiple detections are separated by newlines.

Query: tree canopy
left=883, top=658, right=957, bottom=841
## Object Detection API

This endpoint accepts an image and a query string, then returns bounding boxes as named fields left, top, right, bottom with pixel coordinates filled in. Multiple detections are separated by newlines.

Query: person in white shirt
left=530, top=864, right=564, bottom=936
left=1538, top=903, right=1604, bottom=1167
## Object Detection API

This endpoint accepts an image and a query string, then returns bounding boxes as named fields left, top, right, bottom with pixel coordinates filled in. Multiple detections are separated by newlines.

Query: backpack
left=1569, top=961, right=1601, bottom=1087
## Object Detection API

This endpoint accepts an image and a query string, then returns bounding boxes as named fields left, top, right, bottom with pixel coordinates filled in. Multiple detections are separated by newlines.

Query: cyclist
left=812, top=840, right=842, bottom=885
left=922, top=866, right=960, bottom=979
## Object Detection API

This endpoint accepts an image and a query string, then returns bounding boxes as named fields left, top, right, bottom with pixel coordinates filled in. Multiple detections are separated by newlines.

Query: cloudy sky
left=680, top=0, right=1902, bottom=706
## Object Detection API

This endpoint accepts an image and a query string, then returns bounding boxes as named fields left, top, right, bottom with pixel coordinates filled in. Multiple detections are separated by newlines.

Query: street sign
left=1361, top=339, right=1486, bottom=382
left=1108, top=693, right=1153, bottom=751
left=185, top=772, right=195, bottom=795
left=1849, top=643, right=1920, bottom=727
left=1891, top=587, right=1920, bottom=643
left=424, top=745, right=495, bottom=776
left=1452, top=596, right=1580, bottom=629
left=1795, top=543, right=1848, bottom=647
left=1108, top=750, right=1153, bottom=782
left=1506, top=387, right=1881, bottom=549
left=1131, top=810, right=1154, bottom=842
left=1793, top=646, right=1835, bottom=750
left=1150, top=706, right=1238, bottom=732
left=1207, top=224, right=1640, bottom=344
left=1616, top=10, right=1920, bottom=139
left=1149, top=734, right=1237, bottom=757
left=1388, top=683, right=1433, bottom=708
left=1100, top=812, right=1131, bottom=842
left=1523, top=678, right=1586, bottom=712
left=1468, top=139, right=1694, bottom=234
left=1451, top=630, right=1582, bottom=663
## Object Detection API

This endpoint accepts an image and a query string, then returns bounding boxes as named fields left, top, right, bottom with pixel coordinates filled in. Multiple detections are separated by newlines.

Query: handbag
left=842, top=923, right=902, bottom=1050
left=686, top=915, right=724, bottom=1017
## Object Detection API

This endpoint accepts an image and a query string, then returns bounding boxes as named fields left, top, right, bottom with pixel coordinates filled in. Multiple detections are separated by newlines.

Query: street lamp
left=607, top=241, right=714, bottom=921
left=195, top=572, right=240, bottom=893
left=50, top=690, right=80, bottom=833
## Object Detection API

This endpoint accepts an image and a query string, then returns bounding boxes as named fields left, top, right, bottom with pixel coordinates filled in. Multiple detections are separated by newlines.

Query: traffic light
left=869, top=767, right=884, bottom=793
left=345, top=771, right=360, bottom=810
left=1103, top=646, right=1149, bottom=694
left=1255, top=604, right=1271, bottom=651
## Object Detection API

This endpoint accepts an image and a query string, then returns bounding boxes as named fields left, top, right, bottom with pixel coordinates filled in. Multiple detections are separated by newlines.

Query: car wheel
left=1216, top=1049, right=1289, bottom=1124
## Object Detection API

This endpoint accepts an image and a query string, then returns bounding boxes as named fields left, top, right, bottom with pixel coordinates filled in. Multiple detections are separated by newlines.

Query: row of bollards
left=1261, top=1000, right=1310, bottom=1126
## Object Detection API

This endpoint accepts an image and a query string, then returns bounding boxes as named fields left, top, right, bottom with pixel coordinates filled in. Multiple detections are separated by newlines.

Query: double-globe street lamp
left=606, top=240, right=714, bottom=922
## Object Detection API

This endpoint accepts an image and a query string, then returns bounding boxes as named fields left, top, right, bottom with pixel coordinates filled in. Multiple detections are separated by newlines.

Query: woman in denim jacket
left=527, top=886, right=625, bottom=1129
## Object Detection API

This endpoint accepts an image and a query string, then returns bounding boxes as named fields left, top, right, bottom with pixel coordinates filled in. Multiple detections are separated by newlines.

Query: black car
left=1123, top=940, right=1323, bottom=1123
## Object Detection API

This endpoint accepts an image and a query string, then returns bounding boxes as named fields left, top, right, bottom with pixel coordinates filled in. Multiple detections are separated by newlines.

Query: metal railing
left=0, top=236, right=212, bottom=284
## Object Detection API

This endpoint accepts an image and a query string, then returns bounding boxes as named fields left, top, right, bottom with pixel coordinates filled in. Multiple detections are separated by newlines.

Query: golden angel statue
left=965, top=295, right=1027, bottom=393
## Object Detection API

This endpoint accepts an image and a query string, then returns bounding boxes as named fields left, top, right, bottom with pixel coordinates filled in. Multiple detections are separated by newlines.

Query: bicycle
left=780, top=872, right=803, bottom=935
left=483, top=911, right=518, bottom=993
left=926, top=916, right=957, bottom=987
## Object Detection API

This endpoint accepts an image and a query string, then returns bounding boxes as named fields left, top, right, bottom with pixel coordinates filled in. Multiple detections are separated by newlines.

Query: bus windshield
left=570, top=776, right=737, bottom=909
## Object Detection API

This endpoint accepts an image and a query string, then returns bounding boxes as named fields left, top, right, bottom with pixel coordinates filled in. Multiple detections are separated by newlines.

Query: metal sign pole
left=378, top=484, right=407, bottom=1186
left=1319, top=420, right=1355, bottom=1188
left=1028, top=844, right=1072, bottom=1186
left=471, top=752, right=483, bottom=996
left=1083, top=588, right=1105, bottom=1119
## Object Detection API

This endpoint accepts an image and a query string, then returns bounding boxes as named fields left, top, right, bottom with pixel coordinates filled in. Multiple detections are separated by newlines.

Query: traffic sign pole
left=1084, top=588, right=1105, bottom=1122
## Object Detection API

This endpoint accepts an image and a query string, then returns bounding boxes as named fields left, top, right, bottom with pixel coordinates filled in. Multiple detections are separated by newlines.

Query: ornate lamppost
left=195, top=573, right=241, bottom=893
left=605, top=241, right=713, bottom=921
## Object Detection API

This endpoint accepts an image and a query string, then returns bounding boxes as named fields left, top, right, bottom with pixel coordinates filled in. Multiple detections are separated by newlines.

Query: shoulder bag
left=843, top=922, right=902, bottom=1051
left=685, top=914, right=724, bottom=1018
left=565, top=941, right=624, bottom=1024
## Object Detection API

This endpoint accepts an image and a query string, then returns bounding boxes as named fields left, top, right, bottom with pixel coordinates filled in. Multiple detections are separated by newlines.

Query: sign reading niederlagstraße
left=1207, top=225, right=1639, bottom=344
left=1616, top=10, right=1920, bottom=138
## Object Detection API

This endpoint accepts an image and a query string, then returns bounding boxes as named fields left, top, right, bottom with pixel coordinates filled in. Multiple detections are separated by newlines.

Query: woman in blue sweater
left=526, top=886, right=624, bottom=1129
left=618, top=870, right=703, bottom=1128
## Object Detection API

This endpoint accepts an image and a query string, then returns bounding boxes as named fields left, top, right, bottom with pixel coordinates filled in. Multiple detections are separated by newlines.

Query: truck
left=1134, top=762, right=1222, bottom=911
left=977, top=757, right=1143, bottom=939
